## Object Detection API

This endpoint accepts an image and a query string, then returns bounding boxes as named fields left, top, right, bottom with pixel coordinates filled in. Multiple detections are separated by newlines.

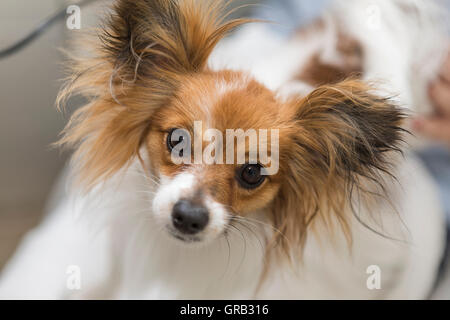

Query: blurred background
left=0, top=0, right=449, bottom=298
left=0, top=0, right=68, bottom=268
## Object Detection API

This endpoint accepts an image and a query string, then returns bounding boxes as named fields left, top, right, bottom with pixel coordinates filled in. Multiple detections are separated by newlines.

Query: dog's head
left=58, top=0, right=405, bottom=255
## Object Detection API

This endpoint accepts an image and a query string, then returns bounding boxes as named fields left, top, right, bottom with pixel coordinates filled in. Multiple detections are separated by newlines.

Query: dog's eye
left=166, top=128, right=188, bottom=156
left=237, top=164, right=265, bottom=189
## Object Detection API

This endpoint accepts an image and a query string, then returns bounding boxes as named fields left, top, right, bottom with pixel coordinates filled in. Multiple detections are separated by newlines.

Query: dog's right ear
left=57, top=0, right=250, bottom=190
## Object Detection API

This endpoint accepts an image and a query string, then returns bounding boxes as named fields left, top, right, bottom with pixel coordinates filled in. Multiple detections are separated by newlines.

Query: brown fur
left=57, top=0, right=406, bottom=266
left=146, top=70, right=287, bottom=215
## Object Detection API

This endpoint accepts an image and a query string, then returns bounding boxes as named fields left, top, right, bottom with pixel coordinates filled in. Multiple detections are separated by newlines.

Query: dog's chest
left=113, top=219, right=266, bottom=299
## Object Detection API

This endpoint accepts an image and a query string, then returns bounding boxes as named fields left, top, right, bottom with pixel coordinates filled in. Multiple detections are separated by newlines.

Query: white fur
left=152, top=171, right=229, bottom=242
left=0, top=154, right=444, bottom=299
left=0, top=0, right=447, bottom=299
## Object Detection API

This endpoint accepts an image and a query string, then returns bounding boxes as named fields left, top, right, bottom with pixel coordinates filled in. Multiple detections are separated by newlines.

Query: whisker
left=228, top=223, right=247, bottom=273
left=232, top=220, right=266, bottom=258
left=228, top=214, right=293, bottom=252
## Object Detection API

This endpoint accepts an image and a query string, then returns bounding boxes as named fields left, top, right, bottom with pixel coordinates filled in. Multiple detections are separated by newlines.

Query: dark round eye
left=166, top=128, right=187, bottom=157
left=237, top=164, right=265, bottom=189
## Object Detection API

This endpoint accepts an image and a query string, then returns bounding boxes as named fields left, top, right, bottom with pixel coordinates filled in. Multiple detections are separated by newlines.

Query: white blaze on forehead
left=194, top=77, right=250, bottom=130
left=215, top=78, right=249, bottom=96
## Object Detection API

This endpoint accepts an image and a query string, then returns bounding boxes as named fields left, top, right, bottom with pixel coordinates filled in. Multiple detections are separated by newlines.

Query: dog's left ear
left=272, top=79, right=406, bottom=254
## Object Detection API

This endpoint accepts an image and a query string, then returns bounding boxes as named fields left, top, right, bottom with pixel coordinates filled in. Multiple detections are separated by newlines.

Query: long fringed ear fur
left=272, top=79, right=407, bottom=257
left=57, top=0, right=249, bottom=189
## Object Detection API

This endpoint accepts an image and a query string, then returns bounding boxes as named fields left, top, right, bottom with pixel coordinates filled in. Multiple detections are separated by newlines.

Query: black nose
left=171, top=200, right=209, bottom=235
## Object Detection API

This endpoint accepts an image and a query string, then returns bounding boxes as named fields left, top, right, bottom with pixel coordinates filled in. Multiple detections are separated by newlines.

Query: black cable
left=0, top=0, right=99, bottom=59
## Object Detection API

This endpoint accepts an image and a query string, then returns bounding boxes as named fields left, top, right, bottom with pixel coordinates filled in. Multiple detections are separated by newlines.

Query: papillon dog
left=0, top=0, right=448, bottom=299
